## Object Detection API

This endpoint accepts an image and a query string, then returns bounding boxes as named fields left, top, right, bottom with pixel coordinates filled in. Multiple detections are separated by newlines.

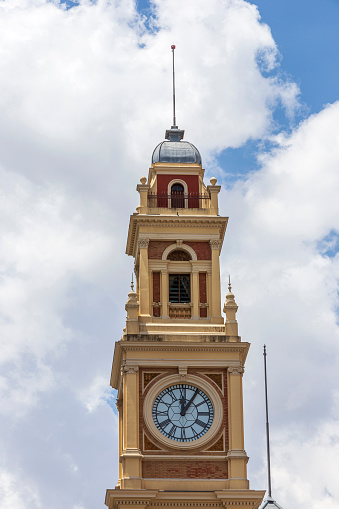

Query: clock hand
left=181, top=388, right=199, bottom=415
left=180, top=397, right=185, bottom=415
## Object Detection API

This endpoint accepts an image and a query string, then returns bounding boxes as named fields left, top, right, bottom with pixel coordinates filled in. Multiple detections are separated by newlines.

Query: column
left=138, top=238, right=150, bottom=317
left=207, top=269, right=212, bottom=319
left=207, top=181, right=221, bottom=215
left=191, top=268, right=199, bottom=320
left=116, top=399, right=123, bottom=487
left=136, top=177, right=149, bottom=214
left=161, top=270, right=169, bottom=318
left=210, top=239, right=222, bottom=321
left=227, top=366, right=249, bottom=489
left=121, top=365, right=142, bottom=489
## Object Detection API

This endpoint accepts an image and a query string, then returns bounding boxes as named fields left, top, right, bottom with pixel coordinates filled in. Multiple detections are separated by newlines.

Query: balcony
left=168, top=303, right=192, bottom=319
left=148, top=192, right=210, bottom=210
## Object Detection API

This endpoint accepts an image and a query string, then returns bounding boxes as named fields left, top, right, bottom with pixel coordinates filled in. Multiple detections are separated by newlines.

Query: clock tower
left=105, top=124, right=265, bottom=509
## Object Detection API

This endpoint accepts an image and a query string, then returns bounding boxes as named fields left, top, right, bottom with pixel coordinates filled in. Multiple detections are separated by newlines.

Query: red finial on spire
left=171, top=45, right=176, bottom=49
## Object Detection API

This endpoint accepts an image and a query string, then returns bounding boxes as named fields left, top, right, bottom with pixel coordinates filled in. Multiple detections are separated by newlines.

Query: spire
left=223, top=275, right=239, bottom=339
left=165, top=45, right=184, bottom=142
left=261, top=346, right=283, bottom=509
left=125, top=273, right=139, bottom=335
left=171, top=44, right=177, bottom=128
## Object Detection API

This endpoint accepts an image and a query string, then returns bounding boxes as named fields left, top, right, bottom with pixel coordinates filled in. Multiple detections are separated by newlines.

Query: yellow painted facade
left=105, top=139, right=264, bottom=509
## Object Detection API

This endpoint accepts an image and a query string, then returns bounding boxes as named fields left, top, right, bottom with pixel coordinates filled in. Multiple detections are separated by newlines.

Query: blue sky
left=135, top=0, right=339, bottom=179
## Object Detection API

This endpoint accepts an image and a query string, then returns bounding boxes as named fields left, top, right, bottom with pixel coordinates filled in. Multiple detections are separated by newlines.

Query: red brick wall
left=140, top=368, right=228, bottom=462
left=186, top=242, right=211, bottom=260
left=157, top=174, right=199, bottom=195
left=199, top=273, right=207, bottom=303
left=148, top=241, right=172, bottom=260
left=142, top=460, right=227, bottom=479
left=148, top=241, right=211, bottom=260
left=199, top=272, right=207, bottom=318
left=153, top=272, right=161, bottom=317
left=153, top=272, right=160, bottom=301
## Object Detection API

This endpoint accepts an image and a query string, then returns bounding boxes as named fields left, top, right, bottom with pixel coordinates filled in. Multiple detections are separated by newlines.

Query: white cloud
left=0, top=469, right=41, bottom=509
left=219, top=100, right=339, bottom=506
left=78, top=375, right=112, bottom=412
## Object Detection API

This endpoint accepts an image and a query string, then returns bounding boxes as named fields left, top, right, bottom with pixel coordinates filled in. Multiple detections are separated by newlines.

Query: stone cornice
left=105, top=489, right=266, bottom=509
left=126, top=215, right=228, bottom=257
left=110, top=340, right=249, bottom=389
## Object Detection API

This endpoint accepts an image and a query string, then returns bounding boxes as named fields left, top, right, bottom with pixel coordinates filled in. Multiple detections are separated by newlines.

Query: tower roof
left=261, top=497, right=283, bottom=509
left=152, top=126, right=202, bottom=165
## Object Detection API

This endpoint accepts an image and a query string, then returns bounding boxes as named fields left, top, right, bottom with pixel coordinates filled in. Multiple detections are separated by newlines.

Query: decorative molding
left=205, top=434, right=225, bottom=452
left=122, top=365, right=139, bottom=375
left=143, top=374, right=223, bottom=451
left=167, top=179, right=189, bottom=209
left=228, top=367, right=244, bottom=375
left=143, top=433, right=162, bottom=451
left=209, top=239, right=221, bottom=250
left=124, top=345, right=243, bottom=353
left=162, top=243, right=197, bottom=261
left=142, top=454, right=227, bottom=461
left=204, top=373, right=223, bottom=391
left=178, top=366, right=187, bottom=379
left=143, top=372, right=162, bottom=390
left=138, top=238, right=150, bottom=249
left=124, top=360, right=241, bottom=369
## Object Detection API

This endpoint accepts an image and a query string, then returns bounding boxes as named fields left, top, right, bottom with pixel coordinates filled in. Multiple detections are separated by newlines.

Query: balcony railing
left=169, top=304, right=192, bottom=319
left=148, top=192, right=210, bottom=209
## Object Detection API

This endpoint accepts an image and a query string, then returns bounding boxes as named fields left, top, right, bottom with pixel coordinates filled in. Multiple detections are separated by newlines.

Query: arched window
left=167, top=249, right=191, bottom=261
left=171, top=183, right=185, bottom=208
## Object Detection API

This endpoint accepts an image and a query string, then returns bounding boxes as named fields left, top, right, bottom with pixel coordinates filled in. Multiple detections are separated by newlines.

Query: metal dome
left=152, top=127, right=202, bottom=165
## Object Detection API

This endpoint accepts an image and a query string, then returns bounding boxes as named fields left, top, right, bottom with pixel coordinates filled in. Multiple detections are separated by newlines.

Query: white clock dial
left=152, top=383, right=214, bottom=442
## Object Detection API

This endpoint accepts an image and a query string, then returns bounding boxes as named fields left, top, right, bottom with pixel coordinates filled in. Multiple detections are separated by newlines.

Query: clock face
left=152, top=383, right=214, bottom=442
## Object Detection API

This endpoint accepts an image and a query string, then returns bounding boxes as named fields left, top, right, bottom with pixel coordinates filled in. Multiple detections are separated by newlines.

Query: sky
left=0, top=0, right=338, bottom=508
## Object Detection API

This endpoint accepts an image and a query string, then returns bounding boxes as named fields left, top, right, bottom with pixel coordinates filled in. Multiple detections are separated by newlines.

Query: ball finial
left=140, top=176, right=147, bottom=184
left=210, top=177, right=217, bottom=186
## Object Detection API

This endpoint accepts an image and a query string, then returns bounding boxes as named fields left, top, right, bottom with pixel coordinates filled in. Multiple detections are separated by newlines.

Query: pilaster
left=227, top=366, right=248, bottom=489
left=210, top=239, right=222, bottom=322
left=161, top=270, right=169, bottom=318
left=138, top=238, right=151, bottom=318
left=121, top=365, right=142, bottom=489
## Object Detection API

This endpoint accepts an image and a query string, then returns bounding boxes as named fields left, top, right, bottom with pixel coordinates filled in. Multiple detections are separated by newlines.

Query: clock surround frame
left=143, top=373, right=223, bottom=450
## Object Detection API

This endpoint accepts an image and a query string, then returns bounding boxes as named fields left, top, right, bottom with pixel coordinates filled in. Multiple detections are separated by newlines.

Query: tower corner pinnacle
left=224, top=275, right=239, bottom=340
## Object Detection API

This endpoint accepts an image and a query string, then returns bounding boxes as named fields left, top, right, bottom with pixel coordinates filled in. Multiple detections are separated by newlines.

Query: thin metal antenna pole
left=171, top=45, right=176, bottom=127
left=263, top=344, right=272, bottom=498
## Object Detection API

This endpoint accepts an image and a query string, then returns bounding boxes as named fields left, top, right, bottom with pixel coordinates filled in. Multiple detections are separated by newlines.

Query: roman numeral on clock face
left=168, top=425, right=177, bottom=437
left=159, top=419, right=171, bottom=429
left=195, top=419, right=207, bottom=428
left=153, top=383, right=215, bottom=442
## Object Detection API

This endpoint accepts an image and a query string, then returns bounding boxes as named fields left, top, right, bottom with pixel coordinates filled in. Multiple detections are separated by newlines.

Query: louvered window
left=169, top=274, right=190, bottom=303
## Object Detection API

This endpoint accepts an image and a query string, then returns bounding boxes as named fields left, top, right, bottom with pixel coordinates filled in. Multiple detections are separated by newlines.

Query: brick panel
left=199, top=273, right=207, bottom=303
left=153, top=272, right=160, bottom=301
left=149, top=241, right=172, bottom=260
left=157, top=174, right=199, bottom=196
left=142, top=460, right=227, bottom=479
left=186, top=242, right=211, bottom=260
left=148, top=241, right=211, bottom=260
left=140, top=368, right=228, bottom=456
